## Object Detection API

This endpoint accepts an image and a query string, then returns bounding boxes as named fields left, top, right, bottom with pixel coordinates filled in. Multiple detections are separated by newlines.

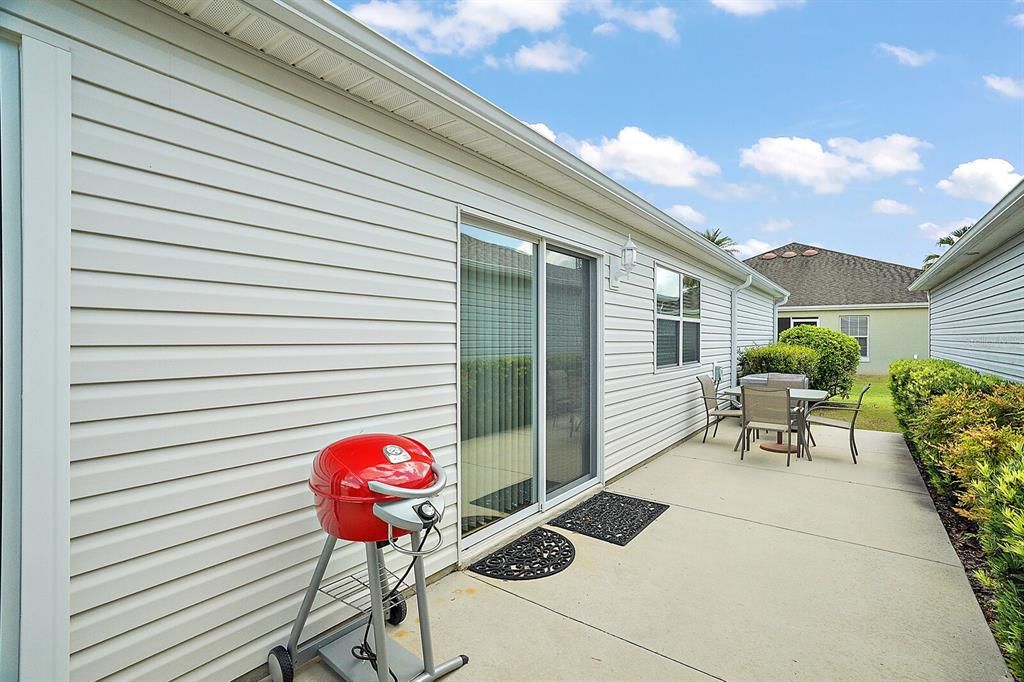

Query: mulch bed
left=906, top=439, right=995, bottom=624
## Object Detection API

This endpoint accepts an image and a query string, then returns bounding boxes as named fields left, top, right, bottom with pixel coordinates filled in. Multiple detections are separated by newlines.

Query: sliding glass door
left=545, top=249, right=595, bottom=498
left=459, top=225, right=537, bottom=535
left=459, top=224, right=597, bottom=538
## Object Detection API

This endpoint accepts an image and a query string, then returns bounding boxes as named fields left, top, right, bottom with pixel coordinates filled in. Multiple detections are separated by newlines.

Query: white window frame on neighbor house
left=791, top=317, right=819, bottom=327
left=841, top=314, right=870, bottom=361
left=654, top=263, right=701, bottom=371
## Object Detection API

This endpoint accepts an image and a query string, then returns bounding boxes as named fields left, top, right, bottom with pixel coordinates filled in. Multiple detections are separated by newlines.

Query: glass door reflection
left=545, top=248, right=595, bottom=497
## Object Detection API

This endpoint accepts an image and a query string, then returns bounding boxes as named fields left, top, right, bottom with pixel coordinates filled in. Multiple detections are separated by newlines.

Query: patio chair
left=698, top=374, right=741, bottom=443
left=740, top=385, right=802, bottom=466
left=805, top=384, right=871, bottom=463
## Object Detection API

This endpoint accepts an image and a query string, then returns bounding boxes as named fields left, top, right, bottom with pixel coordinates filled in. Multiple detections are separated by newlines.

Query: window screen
left=841, top=315, right=869, bottom=359
left=655, top=265, right=700, bottom=368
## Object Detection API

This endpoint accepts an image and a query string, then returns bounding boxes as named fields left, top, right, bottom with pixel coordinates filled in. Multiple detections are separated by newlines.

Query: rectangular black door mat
left=550, top=491, right=669, bottom=546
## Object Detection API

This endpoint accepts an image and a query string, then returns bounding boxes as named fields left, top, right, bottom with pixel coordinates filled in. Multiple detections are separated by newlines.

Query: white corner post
left=728, top=275, right=752, bottom=387
left=19, top=35, right=72, bottom=681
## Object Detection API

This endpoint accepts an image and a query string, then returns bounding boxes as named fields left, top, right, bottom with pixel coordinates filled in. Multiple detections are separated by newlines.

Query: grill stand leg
left=365, top=543, right=391, bottom=682
left=408, top=531, right=468, bottom=682
left=288, top=535, right=337, bottom=659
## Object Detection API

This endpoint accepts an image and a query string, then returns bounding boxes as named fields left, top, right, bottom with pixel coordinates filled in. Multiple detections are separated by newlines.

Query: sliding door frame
left=455, top=207, right=605, bottom=560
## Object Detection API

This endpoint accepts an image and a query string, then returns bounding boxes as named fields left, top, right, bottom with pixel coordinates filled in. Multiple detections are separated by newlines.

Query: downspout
left=774, top=292, right=790, bottom=341
left=729, top=275, right=753, bottom=387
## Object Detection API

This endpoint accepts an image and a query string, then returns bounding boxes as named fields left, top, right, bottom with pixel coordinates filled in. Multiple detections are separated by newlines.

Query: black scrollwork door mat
left=550, top=491, right=669, bottom=546
left=468, top=527, right=575, bottom=580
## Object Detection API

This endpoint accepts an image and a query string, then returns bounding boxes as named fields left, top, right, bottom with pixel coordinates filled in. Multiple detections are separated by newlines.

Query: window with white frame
left=841, top=315, right=869, bottom=359
left=655, top=265, right=700, bottom=368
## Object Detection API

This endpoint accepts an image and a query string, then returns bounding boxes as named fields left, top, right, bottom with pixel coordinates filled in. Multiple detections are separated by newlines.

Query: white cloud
left=731, top=238, right=774, bottom=259
left=1011, top=13, right=1024, bottom=28
left=579, top=126, right=720, bottom=187
left=918, top=218, right=975, bottom=240
left=878, top=43, right=935, bottom=67
left=983, top=74, right=1024, bottom=99
left=348, top=0, right=677, bottom=60
left=509, top=39, right=587, bottom=72
left=589, top=1, right=678, bottom=41
left=937, top=158, right=1023, bottom=203
left=592, top=21, right=617, bottom=35
left=739, top=134, right=928, bottom=194
left=709, top=0, right=804, bottom=17
left=872, top=198, right=914, bottom=215
left=760, top=218, right=792, bottom=233
left=526, top=122, right=557, bottom=142
left=666, top=204, right=706, bottom=225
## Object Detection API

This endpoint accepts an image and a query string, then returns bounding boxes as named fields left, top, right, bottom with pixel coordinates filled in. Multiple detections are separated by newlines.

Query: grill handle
left=368, top=461, right=447, bottom=499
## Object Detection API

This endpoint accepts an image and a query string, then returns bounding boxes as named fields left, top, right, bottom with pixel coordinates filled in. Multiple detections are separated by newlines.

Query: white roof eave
left=910, top=179, right=1024, bottom=291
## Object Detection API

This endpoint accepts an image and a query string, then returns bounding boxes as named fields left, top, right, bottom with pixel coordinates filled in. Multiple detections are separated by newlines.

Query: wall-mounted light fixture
left=609, top=235, right=638, bottom=289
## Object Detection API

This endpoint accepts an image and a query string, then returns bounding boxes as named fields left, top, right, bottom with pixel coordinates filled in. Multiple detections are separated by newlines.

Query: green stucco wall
left=779, top=306, right=929, bottom=375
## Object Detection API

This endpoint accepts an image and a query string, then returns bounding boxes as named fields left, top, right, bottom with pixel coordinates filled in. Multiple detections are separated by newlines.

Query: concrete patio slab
left=295, top=423, right=1008, bottom=681
left=677, top=425, right=926, bottom=493
left=296, top=571, right=711, bottom=681
left=612, top=444, right=958, bottom=564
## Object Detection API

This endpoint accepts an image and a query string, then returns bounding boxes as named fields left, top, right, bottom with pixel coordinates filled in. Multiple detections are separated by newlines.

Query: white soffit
left=148, top=0, right=787, bottom=298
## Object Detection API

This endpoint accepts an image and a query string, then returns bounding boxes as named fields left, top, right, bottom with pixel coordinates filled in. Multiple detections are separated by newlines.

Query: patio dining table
left=723, top=384, right=829, bottom=456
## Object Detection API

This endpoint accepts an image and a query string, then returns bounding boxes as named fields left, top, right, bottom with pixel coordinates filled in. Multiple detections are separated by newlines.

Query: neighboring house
left=744, top=243, right=929, bottom=374
left=0, top=2, right=787, bottom=680
left=909, top=180, right=1024, bottom=383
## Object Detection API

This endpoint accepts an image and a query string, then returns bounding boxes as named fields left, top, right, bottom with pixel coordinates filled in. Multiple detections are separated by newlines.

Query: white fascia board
left=910, top=178, right=1024, bottom=291
left=246, top=0, right=788, bottom=299
left=779, top=303, right=929, bottom=311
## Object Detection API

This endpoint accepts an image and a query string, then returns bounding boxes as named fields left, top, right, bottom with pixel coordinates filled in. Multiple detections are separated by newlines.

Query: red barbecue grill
left=268, top=434, right=468, bottom=682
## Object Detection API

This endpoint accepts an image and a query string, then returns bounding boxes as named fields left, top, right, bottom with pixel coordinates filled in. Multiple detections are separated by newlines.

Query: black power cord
left=351, top=525, right=441, bottom=682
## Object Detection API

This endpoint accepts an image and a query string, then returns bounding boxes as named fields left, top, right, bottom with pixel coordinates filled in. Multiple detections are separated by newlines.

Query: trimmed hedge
left=890, top=358, right=1000, bottom=431
left=779, top=325, right=860, bottom=397
left=890, top=358, right=1024, bottom=676
left=970, top=446, right=1024, bottom=678
left=738, top=343, right=821, bottom=380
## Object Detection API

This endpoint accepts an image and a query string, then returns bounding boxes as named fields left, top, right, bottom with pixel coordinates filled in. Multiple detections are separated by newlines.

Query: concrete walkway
left=298, top=423, right=1009, bottom=681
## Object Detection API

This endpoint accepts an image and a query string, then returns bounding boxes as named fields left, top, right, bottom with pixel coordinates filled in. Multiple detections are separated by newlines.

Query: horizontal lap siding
left=2, top=0, right=779, bottom=679
left=929, top=231, right=1024, bottom=382
left=736, top=288, right=776, bottom=350
left=603, top=259, right=736, bottom=478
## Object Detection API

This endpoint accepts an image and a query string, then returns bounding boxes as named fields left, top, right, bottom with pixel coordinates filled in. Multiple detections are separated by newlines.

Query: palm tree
left=923, top=224, right=972, bottom=269
left=700, top=227, right=738, bottom=253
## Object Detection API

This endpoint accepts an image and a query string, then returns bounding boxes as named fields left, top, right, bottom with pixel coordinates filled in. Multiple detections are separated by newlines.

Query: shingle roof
left=743, top=243, right=928, bottom=307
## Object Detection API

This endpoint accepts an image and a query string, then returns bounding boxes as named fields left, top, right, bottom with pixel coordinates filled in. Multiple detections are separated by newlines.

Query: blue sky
left=343, top=0, right=1024, bottom=266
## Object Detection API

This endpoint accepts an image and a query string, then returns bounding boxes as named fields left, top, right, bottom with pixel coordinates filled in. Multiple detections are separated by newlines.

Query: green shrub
left=910, top=389, right=996, bottom=492
left=942, top=426, right=1024, bottom=519
left=969, top=447, right=1024, bottom=678
left=738, top=343, right=821, bottom=380
left=779, top=325, right=860, bottom=397
left=989, top=383, right=1024, bottom=431
left=889, top=358, right=1001, bottom=432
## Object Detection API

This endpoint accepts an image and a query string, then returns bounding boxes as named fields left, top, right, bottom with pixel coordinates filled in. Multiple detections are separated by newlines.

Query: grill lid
left=309, top=433, right=436, bottom=503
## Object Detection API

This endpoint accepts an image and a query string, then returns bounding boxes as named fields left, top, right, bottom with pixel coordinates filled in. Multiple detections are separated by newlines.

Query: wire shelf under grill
left=319, top=563, right=412, bottom=615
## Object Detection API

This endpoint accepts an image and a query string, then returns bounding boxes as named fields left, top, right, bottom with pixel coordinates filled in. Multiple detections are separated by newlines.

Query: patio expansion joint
left=635, top=498, right=964, bottom=569
left=665, top=451, right=931, bottom=496
left=465, top=572, right=729, bottom=682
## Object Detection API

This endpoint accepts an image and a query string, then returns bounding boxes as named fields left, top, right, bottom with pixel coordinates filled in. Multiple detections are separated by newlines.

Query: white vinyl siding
left=736, top=288, right=777, bottom=350
left=928, top=230, right=1024, bottom=382
left=1, top=1, right=781, bottom=679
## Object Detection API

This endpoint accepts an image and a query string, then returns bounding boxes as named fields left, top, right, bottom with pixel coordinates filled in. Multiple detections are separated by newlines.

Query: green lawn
left=816, top=374, right=900, bottom=433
